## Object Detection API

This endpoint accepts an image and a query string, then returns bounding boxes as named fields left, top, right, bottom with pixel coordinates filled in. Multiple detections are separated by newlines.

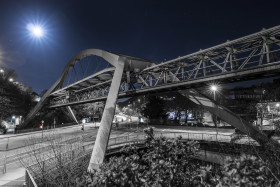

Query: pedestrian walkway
left=0, top=167, right=25, bottom=186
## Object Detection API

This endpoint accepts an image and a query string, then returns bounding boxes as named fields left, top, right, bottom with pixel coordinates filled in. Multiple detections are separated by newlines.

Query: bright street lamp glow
left=27, top=23, right=44, bottom=38
left=276, top=103, right=280, bottom=107
left=211, top=85, right=217, bottom=91
left=9, top=78, right=13, bottom=82
left=0, top=69, right=4, bottom=73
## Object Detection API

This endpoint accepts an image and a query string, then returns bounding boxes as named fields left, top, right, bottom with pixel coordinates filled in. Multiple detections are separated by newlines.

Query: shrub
left=79, top=127, right=208, bottom=187
left=25, top=127, right=280, bottom=186
left=19, top=132, right=86, bottom=187
left=216, top=154, right=280, bottom=186
left=78, top=128, right=280, bottom=187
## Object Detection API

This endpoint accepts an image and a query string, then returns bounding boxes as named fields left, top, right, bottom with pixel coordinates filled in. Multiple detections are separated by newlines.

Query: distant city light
left=27, top=23, right=44, bottom=38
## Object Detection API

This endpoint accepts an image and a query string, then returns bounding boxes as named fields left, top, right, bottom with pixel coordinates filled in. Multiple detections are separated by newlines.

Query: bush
left=79, top=127, right=210, bottom=187
left=19, top=132, right=87, bottom=187
left=216, top=154, right=280, bottom=186
left=26, top=127, right=280, bottom=186
left=78, top=128, right=280, bottom=187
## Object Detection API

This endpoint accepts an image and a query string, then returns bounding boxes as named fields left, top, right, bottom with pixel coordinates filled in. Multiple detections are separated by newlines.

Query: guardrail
left=0, top=122, right=80, bottom=141
left=1, top=131, right=259, bottom=173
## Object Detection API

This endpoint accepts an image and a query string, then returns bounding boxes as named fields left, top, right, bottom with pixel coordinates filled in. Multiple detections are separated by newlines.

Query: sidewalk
left=0, top=167, right=25, bottom=186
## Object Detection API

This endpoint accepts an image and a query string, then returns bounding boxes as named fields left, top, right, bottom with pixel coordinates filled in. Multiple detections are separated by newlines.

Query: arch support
left=66, top=106, right=78, bottom=124
left=179, top=89, right=280, bottom=149
left=88, top=59, right=125, bottom=171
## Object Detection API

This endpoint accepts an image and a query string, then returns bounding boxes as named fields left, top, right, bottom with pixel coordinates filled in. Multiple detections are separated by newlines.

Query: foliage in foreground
left=77, top=128, right=204, bottom=187
left=26, top=128, right=280, bottom=186
left=20, top=132, right=88, bottom=187
left=216, top=154, right=280, bottom=186
left=77, top=128, right=280, bottom=187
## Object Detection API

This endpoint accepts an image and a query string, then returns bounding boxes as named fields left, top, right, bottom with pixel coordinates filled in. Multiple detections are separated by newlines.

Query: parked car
left=179, top=119, right=186, bottom=125
left=186, top=119, right=198, bottom=126
left=179, top=118, right=198, bottom=126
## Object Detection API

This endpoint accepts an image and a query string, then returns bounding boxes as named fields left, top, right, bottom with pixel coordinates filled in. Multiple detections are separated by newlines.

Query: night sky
left=0, top=0, right=280, bottom=93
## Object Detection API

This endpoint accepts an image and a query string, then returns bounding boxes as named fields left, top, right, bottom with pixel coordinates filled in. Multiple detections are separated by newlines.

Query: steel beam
left=88, top=59, right=125, bottom=171
left=66, top=106, right=78, bottom=124
left=179, top=89, right=280, bottom=149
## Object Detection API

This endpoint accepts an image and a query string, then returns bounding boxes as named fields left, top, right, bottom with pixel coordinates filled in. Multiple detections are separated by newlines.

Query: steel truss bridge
left=23, top=25, right=280, bottom=168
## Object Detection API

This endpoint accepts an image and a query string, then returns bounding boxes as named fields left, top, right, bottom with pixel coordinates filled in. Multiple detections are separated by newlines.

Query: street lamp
left=211, top=85, right=218, bottom=100
left=9, top=78, right=13, bottom=82
left=12, top=116, right=15, bottom=125
left=210, top=84, right=219, bottom=138
left=0, top=69, right=4, bottom=73
left=276, top=103, right=280, bottom=114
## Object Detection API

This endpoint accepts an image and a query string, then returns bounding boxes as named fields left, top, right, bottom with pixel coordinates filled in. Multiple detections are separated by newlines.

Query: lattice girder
left=50, top=26, right=280, bottom=108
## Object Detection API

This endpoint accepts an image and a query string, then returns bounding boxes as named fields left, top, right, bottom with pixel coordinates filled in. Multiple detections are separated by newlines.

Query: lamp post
left=210, top=85, right=218, bottom=139
left=276, top=103, right=280, bottom=124
left=276, top=103, right=280, bottom=111
left=12, top=116, right=15, bottom=125
left=211, top=85, right=217, bottom=101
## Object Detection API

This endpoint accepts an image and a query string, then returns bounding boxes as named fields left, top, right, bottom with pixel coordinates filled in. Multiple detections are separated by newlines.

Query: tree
left=0, top=67, right=35, bottom=121
left=142, top=95, right=167, bottom=120
left=72, top=102, right=104, bottom=121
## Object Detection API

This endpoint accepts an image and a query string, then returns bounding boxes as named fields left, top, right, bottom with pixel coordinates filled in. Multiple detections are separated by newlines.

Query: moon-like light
left=27, top=23, right=44, bottom=38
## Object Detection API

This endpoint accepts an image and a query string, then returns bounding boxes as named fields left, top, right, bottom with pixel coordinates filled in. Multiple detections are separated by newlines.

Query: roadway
left=0, top=122, right=135, bottom=186
left=0, top=122, right=236, bottom=186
